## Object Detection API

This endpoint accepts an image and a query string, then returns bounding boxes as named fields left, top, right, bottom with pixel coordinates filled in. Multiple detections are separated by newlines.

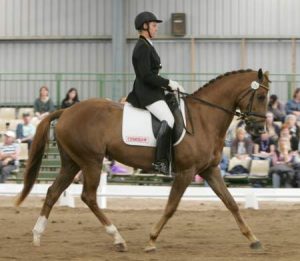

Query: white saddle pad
left=122, top=100, right=186, bottom=147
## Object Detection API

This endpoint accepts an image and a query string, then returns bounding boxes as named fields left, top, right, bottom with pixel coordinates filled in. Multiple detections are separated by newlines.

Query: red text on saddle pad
left=126, top=136, right=150, bottom=144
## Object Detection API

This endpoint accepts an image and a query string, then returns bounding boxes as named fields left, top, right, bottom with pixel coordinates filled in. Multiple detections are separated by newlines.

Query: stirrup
left=152, top=161, right=169, bottom=175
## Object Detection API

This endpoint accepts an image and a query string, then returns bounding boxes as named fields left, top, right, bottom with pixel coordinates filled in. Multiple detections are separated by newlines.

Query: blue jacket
left=285, top=99, right=300, bottom=115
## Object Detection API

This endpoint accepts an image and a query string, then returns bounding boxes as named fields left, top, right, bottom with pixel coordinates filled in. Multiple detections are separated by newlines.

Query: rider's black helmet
left=134, top=11, right=162, bottom=30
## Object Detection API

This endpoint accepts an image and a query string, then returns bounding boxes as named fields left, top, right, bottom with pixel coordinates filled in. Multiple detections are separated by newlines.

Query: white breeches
left=146, top=100, right=175, bottom=128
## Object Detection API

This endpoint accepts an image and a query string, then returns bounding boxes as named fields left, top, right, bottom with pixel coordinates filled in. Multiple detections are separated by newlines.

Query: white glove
left=168, top=80, right=185, bottom=93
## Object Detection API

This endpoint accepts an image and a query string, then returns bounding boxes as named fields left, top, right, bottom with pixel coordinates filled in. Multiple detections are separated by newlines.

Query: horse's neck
left=189, top=80, right=244, bottom=138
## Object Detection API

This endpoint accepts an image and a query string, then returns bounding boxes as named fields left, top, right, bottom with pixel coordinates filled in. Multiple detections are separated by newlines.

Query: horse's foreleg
left=203, top=167, right=262, bottom=249
left=33, top=162, right=79, bottom=246
left=145, top=168, right=195, bottom=252
left=80, top=163, right=127, bottom=252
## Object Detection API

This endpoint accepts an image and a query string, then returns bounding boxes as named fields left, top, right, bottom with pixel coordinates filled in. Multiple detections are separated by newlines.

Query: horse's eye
left=257, top=95, right=266, bottom=101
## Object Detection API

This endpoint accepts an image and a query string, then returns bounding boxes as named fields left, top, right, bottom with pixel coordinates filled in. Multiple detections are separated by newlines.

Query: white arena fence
left=1, top=173, right=300, bottom=209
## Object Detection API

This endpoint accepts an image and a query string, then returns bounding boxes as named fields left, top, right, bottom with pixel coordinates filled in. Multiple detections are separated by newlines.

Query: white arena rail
left=1, top=183, right=300, bottom=204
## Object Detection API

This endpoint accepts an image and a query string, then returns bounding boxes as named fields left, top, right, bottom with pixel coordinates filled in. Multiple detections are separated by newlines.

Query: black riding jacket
left=126, top=35, right=169, bottom=108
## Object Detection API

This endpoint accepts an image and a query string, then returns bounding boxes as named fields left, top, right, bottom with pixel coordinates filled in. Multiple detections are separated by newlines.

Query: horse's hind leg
left=145, top=168, right=195, bottom=252
left=80, top=161, right=127, bottom=252
left=202, top=166, right=261, bottom=249
left=32, top=152, right=80, bottom=246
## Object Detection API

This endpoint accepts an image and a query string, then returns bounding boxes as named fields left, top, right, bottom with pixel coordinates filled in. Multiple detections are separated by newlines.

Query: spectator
left=61, top=88, right=80, bottom=109
left=268, top=94, right=285, bottom=122
left=265, top=112, right=280, bottom=142
left=16, top=112, right=36, bottom=149
left=269, top=137, right=295, bottom=188
left=225, top=118, right=251, bottom=146
left=279, top=124, right=298, bottom=152
left=34, top=86, right=55, bottom=121
left=0, top=131, right=20, bottom=183
left=285, top=88, right=300, bottom=120
left=230, top=127, right=253, bottom=160
left=284, top=114, right=300, bottom=150
left=253, top=132, right=276, bottom=157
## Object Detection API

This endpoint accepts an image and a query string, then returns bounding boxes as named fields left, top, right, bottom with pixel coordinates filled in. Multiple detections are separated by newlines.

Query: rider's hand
left=168, top=80, right=185, bottom=93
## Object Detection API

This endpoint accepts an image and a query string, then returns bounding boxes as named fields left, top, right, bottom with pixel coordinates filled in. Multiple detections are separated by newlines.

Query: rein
left=172, top=82, right=269, bottom=135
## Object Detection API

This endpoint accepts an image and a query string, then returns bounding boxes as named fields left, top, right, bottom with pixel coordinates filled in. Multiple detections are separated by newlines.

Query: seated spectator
left=284, top=114, right=300, bottom=149
left=265, top=112, right=280, bottom=142
left=16, top=112, right=36, bottom=149
left=34, top=86, right=55, bottom=121
left=280, top=124, right=299, bottom=152
left=0, top=131, right=20, bottom=183
left=225, top=118, right=251, bottom=147
left=230, top=127, right=253, bottom=160
left=61, top=88, right=80, bottom=109
left=253, top=132, right=276, bottom=158
left=285, top=88, right=300, bottom=120
left=268, top=94, right=285, bottom=122
left=269, top=137, right=295, bottom=188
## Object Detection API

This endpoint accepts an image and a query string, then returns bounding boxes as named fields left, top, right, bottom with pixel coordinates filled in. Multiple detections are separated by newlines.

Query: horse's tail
left=15, top=110, right=64, bottom=206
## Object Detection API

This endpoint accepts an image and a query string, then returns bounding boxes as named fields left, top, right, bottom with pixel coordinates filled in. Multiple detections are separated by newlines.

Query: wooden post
left=190, top=37, right=196, bottom=90
left=291, top=38, right=296, bottom=92
left=240, top=38, right=247, bottom=69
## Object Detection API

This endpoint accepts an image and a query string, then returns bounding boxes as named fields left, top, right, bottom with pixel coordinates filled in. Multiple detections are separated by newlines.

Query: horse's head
left=237, top=69, right=270, bottom=136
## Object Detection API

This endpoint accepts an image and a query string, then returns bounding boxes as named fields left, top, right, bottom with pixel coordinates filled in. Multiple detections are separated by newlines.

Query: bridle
left=234, top=81, right=269, bottom=124
left=174, top=80, right=269, bottom=133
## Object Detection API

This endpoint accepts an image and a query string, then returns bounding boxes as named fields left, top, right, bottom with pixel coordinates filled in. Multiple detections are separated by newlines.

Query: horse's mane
left=192, top=69, right=254, bottom=95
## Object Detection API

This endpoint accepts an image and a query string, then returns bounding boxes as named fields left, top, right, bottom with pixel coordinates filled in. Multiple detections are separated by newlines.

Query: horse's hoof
left=250, top=241, right=262, bottom=250
left=144, top=245, right=156, bottom=253
left=114, top=242, right=128, bottom=252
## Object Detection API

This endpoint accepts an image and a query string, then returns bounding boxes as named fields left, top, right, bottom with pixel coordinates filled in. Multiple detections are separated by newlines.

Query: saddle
left=122, top=94, right=186, bottom=147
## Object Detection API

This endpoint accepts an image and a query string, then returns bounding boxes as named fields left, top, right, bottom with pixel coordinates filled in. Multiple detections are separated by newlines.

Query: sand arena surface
left=0, top=197, right=300, bottom=261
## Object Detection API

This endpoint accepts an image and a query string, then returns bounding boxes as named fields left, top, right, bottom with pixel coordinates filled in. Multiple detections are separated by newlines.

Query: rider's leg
left=146, top=100, right=174, bottom=128
left=146, top=100, right=174, bottom=174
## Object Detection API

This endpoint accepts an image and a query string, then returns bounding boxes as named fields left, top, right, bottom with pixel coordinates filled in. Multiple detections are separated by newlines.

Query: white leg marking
left=105, top=224, right=126, bottom=244
left=32, top=216, right=48, bottom=246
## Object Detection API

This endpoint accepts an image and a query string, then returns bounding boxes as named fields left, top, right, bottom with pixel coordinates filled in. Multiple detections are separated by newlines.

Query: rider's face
left=147, top=22, right=158, bottom=38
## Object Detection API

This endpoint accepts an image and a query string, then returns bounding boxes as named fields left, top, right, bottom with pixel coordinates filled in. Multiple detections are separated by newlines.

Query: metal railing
left=0, top=72, right=299, bottom=107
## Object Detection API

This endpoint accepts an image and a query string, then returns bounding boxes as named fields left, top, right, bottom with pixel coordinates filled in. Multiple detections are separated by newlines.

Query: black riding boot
left=152, top=120, right=172, bottom=175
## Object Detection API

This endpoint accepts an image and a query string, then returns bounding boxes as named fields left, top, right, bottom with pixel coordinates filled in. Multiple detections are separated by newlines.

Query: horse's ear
left=258, top=68, right=263, bottom=81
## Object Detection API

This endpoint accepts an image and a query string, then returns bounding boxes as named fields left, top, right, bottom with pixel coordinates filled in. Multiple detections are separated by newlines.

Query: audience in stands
left=268, top=94, right=285, bottom=122
left=253, top=132, right=276, bottom=157
left=16, top=112, right=36, bottom=149
left=279, top=124, right=299, bottom=152
left=285, top=88, right=300, bottom=120
left=0, top=131, right=19, bottom=183
left=284, top=114, right=300, bottom=149
left=34, top=86, right=55, bottom=121
left=269, top=136, right=295, bottom=188
left=230, top=127, right=253, bottom=160
left=61, top=88, right=80, bottom=109
left=265, top=112, right=280, bottom=142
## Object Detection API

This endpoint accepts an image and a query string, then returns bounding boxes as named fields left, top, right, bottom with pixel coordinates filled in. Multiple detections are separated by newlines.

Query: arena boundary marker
left=1, top=184, right=300, bottom=209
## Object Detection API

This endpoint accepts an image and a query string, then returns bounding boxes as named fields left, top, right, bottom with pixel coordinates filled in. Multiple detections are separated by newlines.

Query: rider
left=127, top=11, right=184, bottom=174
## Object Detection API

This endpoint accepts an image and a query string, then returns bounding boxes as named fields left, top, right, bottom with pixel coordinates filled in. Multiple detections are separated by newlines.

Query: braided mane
left=192, top=69, right=254, bottom=95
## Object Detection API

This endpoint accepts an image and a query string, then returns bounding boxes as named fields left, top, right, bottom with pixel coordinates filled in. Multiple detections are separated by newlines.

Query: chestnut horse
left=16, top=69, right=270, bottom=252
